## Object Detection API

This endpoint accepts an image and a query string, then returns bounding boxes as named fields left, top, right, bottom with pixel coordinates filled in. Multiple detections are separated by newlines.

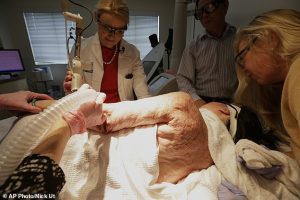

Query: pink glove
left=63, top=93, right=106, bottom=135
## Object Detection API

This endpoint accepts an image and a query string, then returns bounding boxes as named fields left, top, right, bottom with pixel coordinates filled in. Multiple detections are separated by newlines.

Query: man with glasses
left=63, top=0, right=150, bottom=103
left=177, top=0, right=237, bottom=108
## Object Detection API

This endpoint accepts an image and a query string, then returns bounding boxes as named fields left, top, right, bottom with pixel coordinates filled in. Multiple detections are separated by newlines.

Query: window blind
left=24, top=13, right=158, bottom=64
left=23, top=12, right=75, bottom=65
left=124, top=16, right=159, bottom=59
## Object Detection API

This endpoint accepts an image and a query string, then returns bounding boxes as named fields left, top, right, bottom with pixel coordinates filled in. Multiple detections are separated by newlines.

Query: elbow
left=169, top=91, right=195, bottom=111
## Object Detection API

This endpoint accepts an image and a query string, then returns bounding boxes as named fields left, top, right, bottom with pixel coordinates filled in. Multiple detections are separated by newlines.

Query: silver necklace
left=103, top=47, right=118, bottom=65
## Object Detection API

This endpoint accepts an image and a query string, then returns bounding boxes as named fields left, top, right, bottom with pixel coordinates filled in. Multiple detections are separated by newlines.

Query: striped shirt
left=177, top=24, right=238, bottom=101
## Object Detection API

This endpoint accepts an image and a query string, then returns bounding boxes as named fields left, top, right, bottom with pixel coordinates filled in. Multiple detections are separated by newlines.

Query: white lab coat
left=78, top=33, right=151, bottom=101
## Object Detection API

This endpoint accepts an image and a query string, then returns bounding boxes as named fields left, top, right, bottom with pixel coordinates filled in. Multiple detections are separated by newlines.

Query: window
left=23, top=12, right=75, bottom=65
left=124, top=16, right=159, bottom=59
left=24, top=13, right=159, bottom=64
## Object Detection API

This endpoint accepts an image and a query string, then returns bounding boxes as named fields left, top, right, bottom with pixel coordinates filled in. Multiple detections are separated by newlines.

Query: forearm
left=103, top=92, right=192, bottom=132
left=0, top=93, right=11, bottom=109
left=32, top=118, right=70, bottom=163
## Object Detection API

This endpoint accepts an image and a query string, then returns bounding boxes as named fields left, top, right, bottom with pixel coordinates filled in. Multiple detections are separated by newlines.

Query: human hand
left=218, top=180, right=247, bottom=200
left=0, top=91, right=53, bottom=113
left=63, top=93, right=106, bottom=135
left=63, top=70, right=72, bottom=95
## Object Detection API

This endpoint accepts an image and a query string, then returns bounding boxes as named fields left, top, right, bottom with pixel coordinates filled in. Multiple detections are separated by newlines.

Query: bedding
left=59, top=126, right=221, bottom=200
left=0, top=108, right=299, bottom=200
left=59, top=108, right=300, bottom=199
left=204, top=109, right=300, bottom=199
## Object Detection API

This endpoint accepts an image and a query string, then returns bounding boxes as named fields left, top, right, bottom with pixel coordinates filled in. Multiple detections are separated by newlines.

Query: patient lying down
left=2, top=88, right=294, bottom=199
left=37, top=92, right=213, bottom=184
left=100, top=92, right=280, bottom=184
left=34, top=91, right=280, bottom=185
left=104, top=92, right=213, bottom=184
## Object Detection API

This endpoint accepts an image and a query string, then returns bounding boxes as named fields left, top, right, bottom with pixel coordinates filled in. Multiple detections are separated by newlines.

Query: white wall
left=1, top=0, right=299, bottom=95
left=0, top=0, right=174, bottom=95
left=187, top=0, right=300, bottom=43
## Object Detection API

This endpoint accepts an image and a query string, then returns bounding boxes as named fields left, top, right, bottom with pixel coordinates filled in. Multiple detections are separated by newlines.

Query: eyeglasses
left=235, top=36, right=258, bottom=68
left=227, top=103, right=239, bottom=118
left=195, top=0, right=222, bottom=19
left=223, top=104, right=235, bottom=130
left=223, top=103, right=242, bottom=134
left=97, top=20, right=127, bottom=37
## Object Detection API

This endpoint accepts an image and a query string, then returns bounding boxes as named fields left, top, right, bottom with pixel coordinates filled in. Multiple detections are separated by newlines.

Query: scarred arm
left=103, top=92, right=213, bottom=183
left=103, top=92, right=192, bottom=132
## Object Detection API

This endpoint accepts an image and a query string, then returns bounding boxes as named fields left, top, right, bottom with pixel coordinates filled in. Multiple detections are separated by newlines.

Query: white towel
left=236, top=139, right=300, bottom=198
left=202, top=108, right=300, bottom=200
left=59, top=125, right=221, bottom=200
left=0, top=114, right=221, bottom=199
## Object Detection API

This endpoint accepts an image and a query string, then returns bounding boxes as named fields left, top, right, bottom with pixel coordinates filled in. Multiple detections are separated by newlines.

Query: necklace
left=103, top=46, right=118, bottom=65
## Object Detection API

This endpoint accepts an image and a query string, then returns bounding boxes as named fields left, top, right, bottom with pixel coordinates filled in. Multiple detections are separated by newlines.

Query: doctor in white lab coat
left=64, top=0, right=150, bottom=102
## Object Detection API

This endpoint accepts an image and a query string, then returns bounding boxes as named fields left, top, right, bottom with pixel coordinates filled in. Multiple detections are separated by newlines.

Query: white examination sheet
left=59, top=125, right=221, bottom=200
left=1, top=109, right=298, bottom=200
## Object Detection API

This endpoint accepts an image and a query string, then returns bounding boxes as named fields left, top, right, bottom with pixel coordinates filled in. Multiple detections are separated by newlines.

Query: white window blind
left=23, top=12, right=75, bottom=65
left=124, top=16, right=159, bottom=59
left=24, top=13, right=159, bottom=64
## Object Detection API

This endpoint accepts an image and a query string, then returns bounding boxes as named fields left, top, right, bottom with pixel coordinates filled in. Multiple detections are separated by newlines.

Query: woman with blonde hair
left=234, top=9, right=300, bottom=165
left=64, top=0, right=150, bottom=102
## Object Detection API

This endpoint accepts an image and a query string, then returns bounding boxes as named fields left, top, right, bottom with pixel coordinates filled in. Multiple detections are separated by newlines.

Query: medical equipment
left=0, top=49, right=25, bottom=75
left=142, top=42, right=165, bottom=83
left=62, top=0, right=93, bottom=92
left=0, top=86, right=101, bottom=185
left=148, top=72, right=178, bottom=96
left=32, top=66, right=53, bottom=93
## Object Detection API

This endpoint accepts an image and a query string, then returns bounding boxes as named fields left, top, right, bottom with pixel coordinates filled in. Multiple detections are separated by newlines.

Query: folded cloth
left=237, top=145, right=282, bottom=180
left=236, top=139, right=300, bottom=197
left=217, top=180, right=247, bottom=200
left=201, top=108, right=300, bottom=200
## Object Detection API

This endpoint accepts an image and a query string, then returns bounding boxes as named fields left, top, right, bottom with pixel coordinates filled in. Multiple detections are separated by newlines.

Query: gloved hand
left=218, top=180, right=247, bottom=200
left=63, top=92, right=106, bottom=135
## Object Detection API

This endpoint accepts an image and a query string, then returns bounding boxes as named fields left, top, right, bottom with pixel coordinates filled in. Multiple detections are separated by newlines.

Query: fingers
left=63, top=71, right=72, bottom=93
left=23, top=103, right=42, bottom=113
left=78, top=84, right=90, bottom=91
left=64, top=71, right=72, bottom=82
left=96, top=93, right=106, bottom=104
left=33, top=93, right=53, bottom=100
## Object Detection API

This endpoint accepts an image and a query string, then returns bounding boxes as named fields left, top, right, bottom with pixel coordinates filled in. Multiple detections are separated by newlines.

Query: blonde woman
left=234, top=9, right=300, bottom=165
left=64, top=0, right=150, bottom=102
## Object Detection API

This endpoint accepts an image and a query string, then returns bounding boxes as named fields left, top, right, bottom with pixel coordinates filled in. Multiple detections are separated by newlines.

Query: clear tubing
left=0, top=88, right=99, bottom=184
